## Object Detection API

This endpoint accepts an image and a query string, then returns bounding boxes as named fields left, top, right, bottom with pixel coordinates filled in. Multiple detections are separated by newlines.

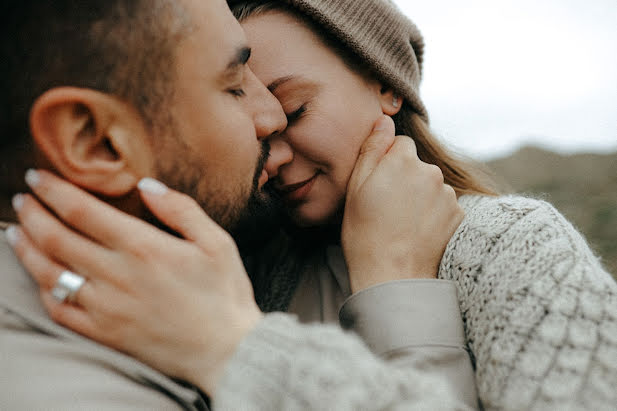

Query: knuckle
left=214, top=231, right=236, bottom=253
left=389, top=140, right=419, bottom=166
left=359, top=139, right=383, bottom=156
left=205, top=231, right=237, bottom=260
left=424, top=164, right=444, bottom=185
left=61, top=203, right=89, bottom=226
left=391, top=136, right=407, bottom=151
left=398, top=135, right=418, bottom=152
left=183, top=244, right=204, bottom=263
left=129, top=243, right=156, bottom=263
left=88, top=294, right=116, bottom=319
left=39, top=231, right=63, bottom=255
left=121, top=236, right=155, bottom=261
left=37, top=266, right=59, bottom=290
left=444, top=184, right=457, bottom=198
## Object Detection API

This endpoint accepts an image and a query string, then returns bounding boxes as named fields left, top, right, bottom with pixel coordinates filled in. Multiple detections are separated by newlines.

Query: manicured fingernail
left=12, top=194, right=24, bottom=211
left=374, top=116, right=390, bottom=131
left=25, top=169, right=40, bottom=188
left=138, top=178, right=168, bottom=195
left=5, top=226, right=20, bottom=246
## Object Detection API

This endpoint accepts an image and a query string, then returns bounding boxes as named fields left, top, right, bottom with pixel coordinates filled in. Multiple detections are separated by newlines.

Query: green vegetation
left=487, top=146, right=617, bottom=279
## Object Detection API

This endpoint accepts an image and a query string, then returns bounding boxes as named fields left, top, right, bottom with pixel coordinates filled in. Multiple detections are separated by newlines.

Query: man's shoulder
left=0, top=307, right=186, bottom=410
left=0, top=238, right=204, bottom=410
left=0, top=235, right=49, bottom=319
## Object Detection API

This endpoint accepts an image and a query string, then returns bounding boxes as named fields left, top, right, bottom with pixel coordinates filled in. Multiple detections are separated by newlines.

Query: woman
left=231, top=3, right=617, bottom=410
left=8, top=0, right=617, bottom=410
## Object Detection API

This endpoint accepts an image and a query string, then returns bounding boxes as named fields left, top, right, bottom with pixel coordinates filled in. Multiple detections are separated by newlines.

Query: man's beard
left=227, top=141, right=284, bottom=250
left=151, top=137, right=283, bottom=246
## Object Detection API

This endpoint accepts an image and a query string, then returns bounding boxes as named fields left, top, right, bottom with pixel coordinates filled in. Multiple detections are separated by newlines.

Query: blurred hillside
left=486, top=146, right=617, bottom=279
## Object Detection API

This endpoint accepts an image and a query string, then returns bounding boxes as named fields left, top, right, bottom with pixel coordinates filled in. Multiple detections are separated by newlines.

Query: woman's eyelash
left=286, top=105, right=306, bottom=123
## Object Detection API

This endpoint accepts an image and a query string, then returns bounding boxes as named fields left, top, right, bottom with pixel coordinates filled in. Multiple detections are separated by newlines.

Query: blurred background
left=393, top=0, right=617, bottom=277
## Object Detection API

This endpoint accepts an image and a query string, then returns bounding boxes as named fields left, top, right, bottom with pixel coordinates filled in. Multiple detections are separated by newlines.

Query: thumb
left=347, top=115, right=396, bottom=193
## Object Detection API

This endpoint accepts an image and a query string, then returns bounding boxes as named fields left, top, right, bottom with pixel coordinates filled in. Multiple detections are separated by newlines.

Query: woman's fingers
left=7, top=225, right=97, bottom=307
left=6, top=225, right=65, bottom=290
left=137, top=178, right=230, bottom=250
left=347, top=115, right=396, bottom=195
left=23, top=169, right=171, bottom=250
left=22, top=170, right=226, bottom=258
left=40, top=292, right=98, bottom=339
left=13, top=194, right=117, bottom=277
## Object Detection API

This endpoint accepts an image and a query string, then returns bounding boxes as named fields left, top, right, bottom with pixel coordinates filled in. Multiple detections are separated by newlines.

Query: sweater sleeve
left=444, top=196, right=617, bottom=410
left=213, top=313, right=473, bottom=411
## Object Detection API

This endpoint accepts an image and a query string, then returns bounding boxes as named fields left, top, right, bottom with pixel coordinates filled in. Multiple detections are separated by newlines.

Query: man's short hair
left=0, top=1, right=190, bottom=171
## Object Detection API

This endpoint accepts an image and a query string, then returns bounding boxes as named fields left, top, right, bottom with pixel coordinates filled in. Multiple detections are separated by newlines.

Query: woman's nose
left=265, top=137, right=293, bottom=179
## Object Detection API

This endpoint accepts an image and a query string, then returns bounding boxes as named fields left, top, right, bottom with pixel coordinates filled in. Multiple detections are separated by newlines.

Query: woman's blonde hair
left=393, top=105, right=497, bottom=196
left=232, top=1, right=497, bottom=196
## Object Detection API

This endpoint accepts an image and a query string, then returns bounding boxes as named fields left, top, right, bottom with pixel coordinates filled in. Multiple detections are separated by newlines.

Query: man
left=1, top=0, right=287, bottom=409
left=1, top=1, right=471, bottom=410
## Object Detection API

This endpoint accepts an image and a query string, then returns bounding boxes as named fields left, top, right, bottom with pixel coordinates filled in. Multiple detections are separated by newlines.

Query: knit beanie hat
left=228, top=0, right=428, bottom=121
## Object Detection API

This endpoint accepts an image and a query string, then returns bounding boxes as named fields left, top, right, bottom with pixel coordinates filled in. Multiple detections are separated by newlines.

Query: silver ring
left=51, top=271, right=86, bottom=303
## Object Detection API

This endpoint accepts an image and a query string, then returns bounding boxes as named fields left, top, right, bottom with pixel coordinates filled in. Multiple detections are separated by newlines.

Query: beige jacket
left=0, top=234, right=208, bottom=410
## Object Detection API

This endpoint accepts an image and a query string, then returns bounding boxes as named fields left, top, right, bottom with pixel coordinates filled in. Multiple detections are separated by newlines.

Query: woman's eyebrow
left=268, top=75, right=320, bottom=95
left=268, top=75, right=296, bottom=92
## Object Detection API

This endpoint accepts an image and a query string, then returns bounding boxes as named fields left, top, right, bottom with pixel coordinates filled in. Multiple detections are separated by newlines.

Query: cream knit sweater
left=442, top=195, right=617, bottom=409
left=215, top=195, right=617, bottom=410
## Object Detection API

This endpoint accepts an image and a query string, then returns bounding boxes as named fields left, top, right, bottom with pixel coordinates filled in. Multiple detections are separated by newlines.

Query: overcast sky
left=392, top=0, right=617, bottom=159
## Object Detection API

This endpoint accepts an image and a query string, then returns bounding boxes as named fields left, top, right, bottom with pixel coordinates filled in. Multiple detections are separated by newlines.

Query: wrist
left=190, top=308, right=264, bottom=396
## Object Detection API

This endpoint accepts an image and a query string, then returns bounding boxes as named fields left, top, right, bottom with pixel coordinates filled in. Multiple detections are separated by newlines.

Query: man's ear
left=29, top=87, right=154, bottom=197
left=378, top=86, right=403, bottom=116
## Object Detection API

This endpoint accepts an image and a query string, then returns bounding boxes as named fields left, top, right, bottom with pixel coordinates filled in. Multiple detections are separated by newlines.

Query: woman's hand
left=342, top=116, right=464, bottom=293
left=8, top=170, right=263, bottom=395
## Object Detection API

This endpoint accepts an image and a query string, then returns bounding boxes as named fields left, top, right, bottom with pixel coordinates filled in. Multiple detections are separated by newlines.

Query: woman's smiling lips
left=277, top=173, right=319, bottom=202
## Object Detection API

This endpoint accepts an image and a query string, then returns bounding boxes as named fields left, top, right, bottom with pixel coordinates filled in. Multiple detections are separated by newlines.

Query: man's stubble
left=150, top=129, right=283, bottom=247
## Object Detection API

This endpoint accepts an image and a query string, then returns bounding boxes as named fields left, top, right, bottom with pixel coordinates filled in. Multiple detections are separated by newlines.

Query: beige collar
left=0, top=221, right=9, bottom=230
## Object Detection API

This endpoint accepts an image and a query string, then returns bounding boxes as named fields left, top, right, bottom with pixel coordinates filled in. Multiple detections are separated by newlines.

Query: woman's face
left=241, top=11, right=399, bottom=227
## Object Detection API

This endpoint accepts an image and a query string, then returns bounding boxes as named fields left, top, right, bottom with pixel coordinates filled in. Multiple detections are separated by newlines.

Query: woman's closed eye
left=285, top=105, right=306, bottom=124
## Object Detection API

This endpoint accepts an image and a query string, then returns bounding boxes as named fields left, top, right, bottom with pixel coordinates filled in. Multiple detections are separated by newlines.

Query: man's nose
left=265, top=136, right=293, bottom=179
left=245, top=69, right=287, bottom=140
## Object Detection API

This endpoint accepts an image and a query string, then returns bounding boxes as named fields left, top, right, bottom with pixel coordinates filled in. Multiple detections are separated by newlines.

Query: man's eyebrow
left=226, top=46, right=252, bottom=71
left=219, top=47, right=251, bottom=84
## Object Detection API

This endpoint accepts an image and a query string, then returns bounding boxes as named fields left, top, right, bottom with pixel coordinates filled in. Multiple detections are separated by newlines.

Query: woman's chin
left=287, top=205, right=335, bottom=228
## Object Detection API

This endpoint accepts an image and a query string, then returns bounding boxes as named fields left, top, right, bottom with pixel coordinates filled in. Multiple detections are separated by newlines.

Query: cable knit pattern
left=214, top=313, right=470, bottom=411
left=441, top=195, right=617, bottom=410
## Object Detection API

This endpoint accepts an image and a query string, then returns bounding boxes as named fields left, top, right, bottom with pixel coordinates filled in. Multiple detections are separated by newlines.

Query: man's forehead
left=180, top=0, right=248, bottom=56
left=181, top=0, right=241, bottom=31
